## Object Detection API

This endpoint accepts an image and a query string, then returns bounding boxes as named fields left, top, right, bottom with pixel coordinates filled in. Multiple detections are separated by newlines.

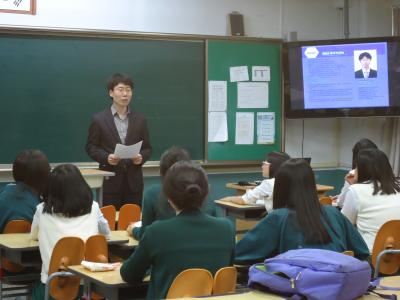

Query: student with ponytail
left=120, top=161, right=235, bottom=300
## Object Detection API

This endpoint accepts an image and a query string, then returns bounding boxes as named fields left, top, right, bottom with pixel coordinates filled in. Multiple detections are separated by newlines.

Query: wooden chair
left=2, top=220, right=31, bottom=272
left=165, top=268, right=213, bottom=299
left=100, top=205, right=116, bottom=231
left=45, top=237, right=85, bottom=300
left=0, top=220, right=39, bottom=299
left=372, top=220, right=400, bottom=277
left=212, top=266, right=237, bottom=295
left=85, top=235, right=109, bottom=299
left=319, top=196, right=332, bottom=206
left=117, top=204, right=141, bottom=230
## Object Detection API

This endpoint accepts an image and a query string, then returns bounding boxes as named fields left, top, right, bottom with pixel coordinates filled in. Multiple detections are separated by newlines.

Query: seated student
left=218, top=151, right=290, bottom=212
left=31, top=164, right=110, bottom=299
left=341, top=148, right=400, bottom=252
left=235, top=159, right=369, bottom=265
left=0, top=149, right=50, bottom=232
left=120, top=161, right=235, bottom=300
left=336, top=138, right=377, bottom=208
left=127, top=146, right=191, bottom=240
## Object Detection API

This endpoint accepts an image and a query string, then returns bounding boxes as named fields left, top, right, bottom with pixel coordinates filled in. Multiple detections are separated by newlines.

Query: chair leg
left=44, top=271, right=74, bottom=300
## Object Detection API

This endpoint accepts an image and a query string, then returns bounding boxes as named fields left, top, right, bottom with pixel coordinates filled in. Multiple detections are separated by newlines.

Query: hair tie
left=186, top=184, right=200, bottom=194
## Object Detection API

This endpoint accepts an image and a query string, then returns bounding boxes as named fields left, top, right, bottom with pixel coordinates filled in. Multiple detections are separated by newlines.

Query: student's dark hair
left=107, top=73, right=133, bottom=92
left=12, top=149, right=50, bottom=195
left=159, top=146, right=191, bottom=177
left=356, top=148, right=400, bottom=195
left=352, top=138, right=377, bottom=169
left=43, top=164, right=93, bottom=217
left=266, top=151, right=291, bottom=178
left=163, top=161, right=208, bottom=211
left=273, top=159, right=332, bottom=245
left=359, top=52, right=372, bottom=60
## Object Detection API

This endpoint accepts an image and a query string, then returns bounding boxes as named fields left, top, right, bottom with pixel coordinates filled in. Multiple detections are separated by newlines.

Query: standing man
left=86, top=73, right=152, bottom=209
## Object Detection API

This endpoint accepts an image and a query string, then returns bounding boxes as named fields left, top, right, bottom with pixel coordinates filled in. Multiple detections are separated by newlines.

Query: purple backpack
left=248, top=249, right=371, bottom=300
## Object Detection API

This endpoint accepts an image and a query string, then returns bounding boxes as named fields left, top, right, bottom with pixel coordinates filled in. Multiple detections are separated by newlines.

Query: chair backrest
left=372, top=220, right=400, bottom=275
left=117, top=204, right=141, bottom=230
left=2, top=220, right=31, bottom=272
left=48, top=237, right=85, bottom=300
left=319, top=196, right=332, bottom=206
left=85, top=234, right=108, bottom=263
left=212, top=266, right=237, bottom=295
left=166, top=268, right=213, bottom=299
left=85, top=235, right=108, bottom=299
left=3, top=219, right=31, bottom=233
left=100, top=205, right=116, bottom=231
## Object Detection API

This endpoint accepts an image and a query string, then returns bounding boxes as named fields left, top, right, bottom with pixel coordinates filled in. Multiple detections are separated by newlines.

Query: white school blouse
left=341, top=182, right=400, bottom=252
left=31, top=201, right=110, bottom=283
left=241, top=178, right=274, bottom=212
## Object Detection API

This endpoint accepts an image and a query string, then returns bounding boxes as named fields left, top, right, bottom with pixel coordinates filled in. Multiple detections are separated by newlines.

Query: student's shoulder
left=144, top=184, right=162, bottom=195
left=203, top=214, right=234, bottom=232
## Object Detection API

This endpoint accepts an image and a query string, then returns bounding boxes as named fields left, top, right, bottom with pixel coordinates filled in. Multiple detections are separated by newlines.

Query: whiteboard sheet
left=235, top=112, right=254, bottom=144
left=208, top=81, right=227, bottom=112
left=237, top=82, right=268, bottom=108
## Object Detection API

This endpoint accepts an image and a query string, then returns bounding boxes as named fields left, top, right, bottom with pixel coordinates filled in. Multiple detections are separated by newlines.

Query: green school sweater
left=0, top=183, right=39, bottom=232
left=121, top=209, right=235, bottom=300
left=235, top=205, right=370, bottom=264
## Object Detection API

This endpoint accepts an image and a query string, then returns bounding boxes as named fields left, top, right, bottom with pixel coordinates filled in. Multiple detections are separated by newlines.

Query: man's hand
left=132, top=154, right=143, bottom=165
left=108, top=154, right=120, bottom=166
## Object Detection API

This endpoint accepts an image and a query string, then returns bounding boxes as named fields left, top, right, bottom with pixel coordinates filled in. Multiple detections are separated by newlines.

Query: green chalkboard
left=0, top=31, right=204, bottom=163
left=207, top=40, right=282, bottom=161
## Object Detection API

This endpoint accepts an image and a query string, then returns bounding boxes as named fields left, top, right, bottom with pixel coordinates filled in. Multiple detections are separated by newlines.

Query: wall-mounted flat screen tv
left=284, top=37, right=400, bottom=118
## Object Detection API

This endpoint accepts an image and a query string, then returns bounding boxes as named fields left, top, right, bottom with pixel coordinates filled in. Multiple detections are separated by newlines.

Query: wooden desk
left=0, top=168, right=114, bottom=207
left=0, top=233, right=40, bottom=267
left=178, top=276, right=400, bottom=299
left=215, top=200, right=265, bottom=220
left=108, top=230, right=139, bottom=259
left=67, top=265, right=149, bottom=300
left=226, top=182, right=334, bottom=197
left=0, top=231, right=130, bottom=266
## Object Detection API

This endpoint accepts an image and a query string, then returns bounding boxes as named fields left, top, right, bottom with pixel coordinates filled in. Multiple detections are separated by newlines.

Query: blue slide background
left=302, top=42, right=388, bottom=109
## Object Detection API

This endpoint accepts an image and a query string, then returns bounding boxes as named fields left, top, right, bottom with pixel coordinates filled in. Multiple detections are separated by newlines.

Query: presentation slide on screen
left=302, top=42, right=389, bottom=109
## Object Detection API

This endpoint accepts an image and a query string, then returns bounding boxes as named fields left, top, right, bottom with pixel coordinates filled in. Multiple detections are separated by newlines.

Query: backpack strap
left=367, top=278, right=399, bottom=300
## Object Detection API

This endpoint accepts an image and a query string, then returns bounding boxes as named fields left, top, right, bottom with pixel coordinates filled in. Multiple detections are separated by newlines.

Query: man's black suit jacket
left=355, top=69, right=377, bottom=78
left=86, top=107, right=152, bottom=195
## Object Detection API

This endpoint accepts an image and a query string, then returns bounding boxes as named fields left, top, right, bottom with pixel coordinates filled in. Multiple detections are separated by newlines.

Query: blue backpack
left=248, top=249, right=371, bottom=300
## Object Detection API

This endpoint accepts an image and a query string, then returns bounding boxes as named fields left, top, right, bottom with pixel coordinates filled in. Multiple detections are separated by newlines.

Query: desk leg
left=0, top=248, right=3, bottom=297
left=85, top=281, right=92, bottom=300
left=219, top=207, right=227, bottom=218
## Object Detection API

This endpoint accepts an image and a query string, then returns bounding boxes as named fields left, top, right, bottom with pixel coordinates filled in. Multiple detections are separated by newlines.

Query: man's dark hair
left=107, top=73, right=133, bottom=92
left=12, top=149, right=50, bottom=195
left=359, top=52, right=372, bottom=61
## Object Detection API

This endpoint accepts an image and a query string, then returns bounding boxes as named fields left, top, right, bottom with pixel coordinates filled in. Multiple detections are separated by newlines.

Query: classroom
left=0, top=0, right=399, bottom=299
